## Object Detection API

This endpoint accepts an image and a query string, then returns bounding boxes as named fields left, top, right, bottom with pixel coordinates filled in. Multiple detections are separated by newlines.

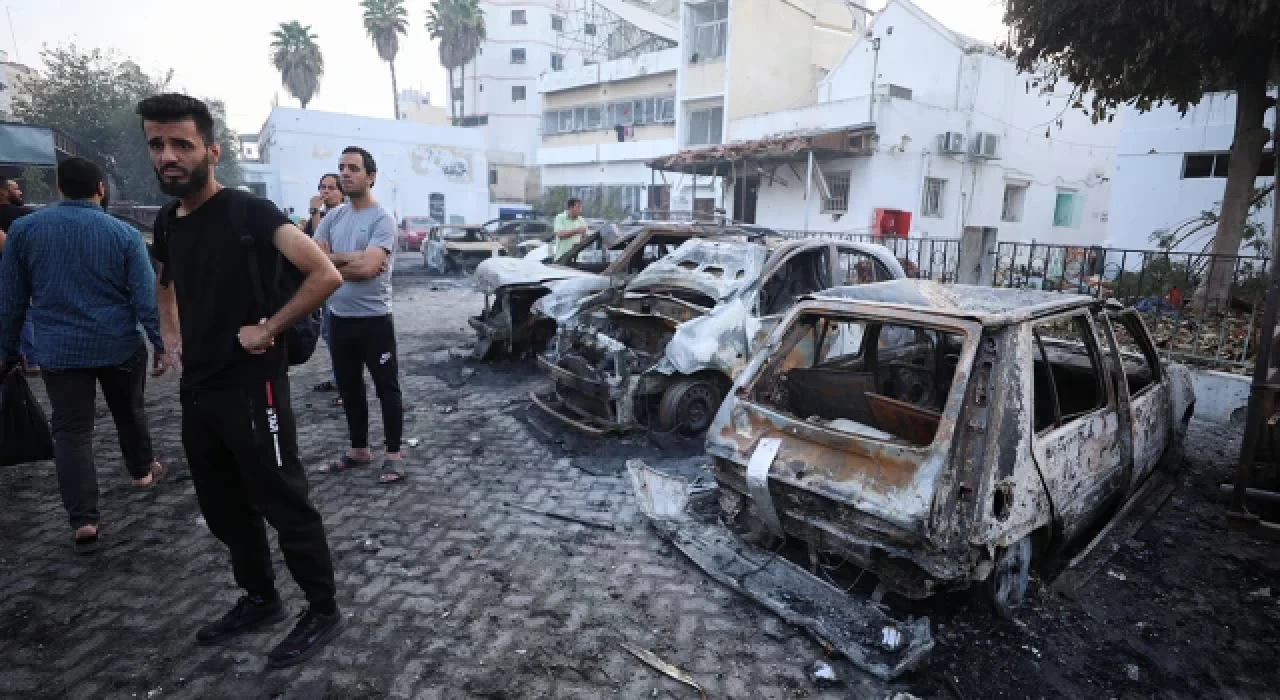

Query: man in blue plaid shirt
left=0, top=157, right=166, bottom=551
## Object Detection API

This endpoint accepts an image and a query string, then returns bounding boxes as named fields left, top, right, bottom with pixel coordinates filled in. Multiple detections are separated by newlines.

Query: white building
left=537, top=48, right=679, bottom=216
left=653, top=0, right=1117, bottom=244
left=0, top=50, right=34, bottom=119
left=397, top=88, right=449, bottom=125
left=1110, top=94, right=1277, bottom=252
left=243, top=107, right=491, bottom=224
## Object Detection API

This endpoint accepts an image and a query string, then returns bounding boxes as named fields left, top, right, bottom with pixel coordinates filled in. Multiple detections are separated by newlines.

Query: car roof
left=809, top=279, right=1099, bottom=325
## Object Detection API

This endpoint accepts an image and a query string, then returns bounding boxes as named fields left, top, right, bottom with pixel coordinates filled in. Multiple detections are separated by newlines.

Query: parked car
left=399, top=215, right=438, bottom=252
left=476, top=217, right=553, bottom=255
left=469, top=222, right=765, bottom=360
left=423, top=225, right=509, bottom=274
left=705, top=280, right=1195, bottom=616
left=531, top=238, right=906, bottom=435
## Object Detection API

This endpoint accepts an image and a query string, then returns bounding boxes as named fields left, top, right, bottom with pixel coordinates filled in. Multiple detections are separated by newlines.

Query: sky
left=2, top=0, right=1008, bottom=135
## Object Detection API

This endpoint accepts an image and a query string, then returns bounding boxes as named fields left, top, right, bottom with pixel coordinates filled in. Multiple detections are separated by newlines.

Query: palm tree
left=426, top=0, right=486, bottom=123
left=361, top=0, right=410, bottom=119
left=270, top=21, right=324, bottom=109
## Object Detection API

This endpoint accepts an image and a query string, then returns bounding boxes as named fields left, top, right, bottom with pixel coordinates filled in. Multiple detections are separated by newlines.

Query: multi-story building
left=0, top=50, right=33, bottom=119
left=1110, top=95, right=1277, bottom=251
left=398, top=89, right=450, bottom=125
left=537, top=48, right=678, bottom=216
left=651, top=0, right=1117, bottom=244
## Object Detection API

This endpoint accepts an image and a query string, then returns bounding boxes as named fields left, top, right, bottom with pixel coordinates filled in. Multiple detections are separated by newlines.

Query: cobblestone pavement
left=4, top=256, right=1277, bottom=700
left=0, top=258, right=887, bottom=700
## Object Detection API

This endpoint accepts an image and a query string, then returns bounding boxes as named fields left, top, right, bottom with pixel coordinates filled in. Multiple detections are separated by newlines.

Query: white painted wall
left=1110, top=95, right=1277, bottom=252
left=250, top=108, right=491, bottom=225
left=723, top=0, right=1115, bottom=243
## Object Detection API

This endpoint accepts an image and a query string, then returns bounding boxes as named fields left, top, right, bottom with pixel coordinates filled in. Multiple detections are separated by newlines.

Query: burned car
left=531, top=238, right=906, bottom=435
left=423, top=225, right=509, bottom=274
left=704, top=280, right=1195, bottom=617
left=469, top=222, right=761, bottom=359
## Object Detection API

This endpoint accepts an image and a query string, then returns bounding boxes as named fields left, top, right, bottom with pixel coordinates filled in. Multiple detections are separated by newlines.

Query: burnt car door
left=1027, top=311, right=1124, bottom=538
left=1102, top=309, right=1171, bottom=488
left=748, top=245, right=835, bottom=352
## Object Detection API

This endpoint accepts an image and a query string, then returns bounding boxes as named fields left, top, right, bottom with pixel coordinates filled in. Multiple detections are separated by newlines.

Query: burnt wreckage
left=532, top=238, right=907, bottom=435
left=469, top=223, right=764, bottom=360
left=651, top=280, right=1194, bottom=678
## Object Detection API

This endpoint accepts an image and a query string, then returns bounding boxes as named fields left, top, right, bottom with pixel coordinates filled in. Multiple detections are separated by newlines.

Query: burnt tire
left=657, top=378, right=723, bottom=436
left=986, top=535, right=1032, bottom=619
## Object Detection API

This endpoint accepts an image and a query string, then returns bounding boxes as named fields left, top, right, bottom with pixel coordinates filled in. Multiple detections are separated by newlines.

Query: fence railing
left=774, top=231, right=963, bottom=283
left=994, top=242, right=1270, bottom=373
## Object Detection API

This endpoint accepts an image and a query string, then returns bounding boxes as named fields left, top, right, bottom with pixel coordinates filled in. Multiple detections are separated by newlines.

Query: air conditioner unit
left=971, top=132, right=1000, bottom=159
left=939, top=132, right=966, bottom=154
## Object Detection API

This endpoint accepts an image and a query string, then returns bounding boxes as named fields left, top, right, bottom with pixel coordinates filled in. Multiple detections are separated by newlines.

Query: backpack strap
left=154, top=200, right=181, bottom=286
left=234, top=193, right=271, bottom=318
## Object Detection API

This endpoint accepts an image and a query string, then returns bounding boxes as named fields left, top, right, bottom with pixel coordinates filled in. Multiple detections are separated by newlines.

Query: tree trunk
left=1195, top=55, right=1274, bottom=311
left=459, top=62, right=467, bottom=121
left=390, top=60, right=400, bottom=120
left=447, top=67, right=457, bottom=124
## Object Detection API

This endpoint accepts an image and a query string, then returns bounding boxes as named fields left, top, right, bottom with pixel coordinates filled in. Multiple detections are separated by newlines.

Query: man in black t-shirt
left=139, top=94, right=345, bottom=669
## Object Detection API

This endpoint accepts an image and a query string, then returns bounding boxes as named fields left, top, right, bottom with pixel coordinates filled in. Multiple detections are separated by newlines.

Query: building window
left=511, top=9, right=526, bottom=24
left=551, top=53, right=564, bottom=71
left=691, top=1, right=729, bottom=61
left=479, top=83, right=483, bottom=92
left=489, top=168, right=498, bottom=185
left=511, top=48, right=526, bottom=64
left=922, top=178, right=946, bottom=218
left=544, top=112, right=558, bottom=134
left=586, top=106, right=603, bottom=129
left=552, top=14, right=564, bottom=31
left=1183, top=151, right=1278, bottom=179
left=584, top=22, right=597, bottom=35
left=429, top=193, right=445, bottom=222
left=512, top=85, right=527, bottom=101
left=688, top=106, right=724, bottom=146
left=1054, top=189, right=1083, bottom=228
left=1002, top=184, right=1028, bottom=222
left=821, top=173, right=851, bottom=213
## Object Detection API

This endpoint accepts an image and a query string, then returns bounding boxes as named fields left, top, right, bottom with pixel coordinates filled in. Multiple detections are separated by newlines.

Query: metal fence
left=994, top=241, right=1270, bottom=373
left=774, top=231, right=964, bottom=283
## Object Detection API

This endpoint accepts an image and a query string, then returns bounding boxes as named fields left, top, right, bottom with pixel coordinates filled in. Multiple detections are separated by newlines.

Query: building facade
left=398, top=89, right=450, bottom=125
left=244, top=108, right=492, bottom=224
left=1110, top=94, right=1277, bottom=252
left=689, top=0, right=1116, bottom=244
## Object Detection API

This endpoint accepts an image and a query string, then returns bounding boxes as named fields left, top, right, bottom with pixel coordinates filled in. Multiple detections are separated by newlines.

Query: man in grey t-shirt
left=314, top=147, right=406, bottom=484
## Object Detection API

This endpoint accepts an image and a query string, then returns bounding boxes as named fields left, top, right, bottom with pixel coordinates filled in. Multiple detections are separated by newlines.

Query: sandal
left=321, top=454, right=372, bottom=473
left=313, top=380, right=337, bottom=392
left=378, top=459, right=406, bottom=485
left=73, top=524, right=102, bottom=554
left=132, top=461, right=166, bottom=490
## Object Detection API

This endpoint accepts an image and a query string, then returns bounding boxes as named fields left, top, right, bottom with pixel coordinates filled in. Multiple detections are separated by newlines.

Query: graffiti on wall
left=411, top=145, right=473, bottom=184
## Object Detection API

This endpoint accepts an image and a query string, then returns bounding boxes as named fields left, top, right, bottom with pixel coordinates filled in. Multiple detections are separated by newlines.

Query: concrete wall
left=1110, top=95, right=1278, bottom=251
left=544, top=124, right=675, bottom=148
left=723, top=0, right=819, bottom=122
left=1189, top=368, right=1249, bottom=425
left=681, top=60, right=726, bottom=101
left=254, top=108, right=491, bottom=225
left=543, top=72, right=677, bottom=109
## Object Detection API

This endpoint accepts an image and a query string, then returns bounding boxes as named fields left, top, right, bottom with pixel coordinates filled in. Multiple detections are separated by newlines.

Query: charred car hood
left=625, top=239, right=768, bottom=302
left=473, top=257, right=600, bottom=295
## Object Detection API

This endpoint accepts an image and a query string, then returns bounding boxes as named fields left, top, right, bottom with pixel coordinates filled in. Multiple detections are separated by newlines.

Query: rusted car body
left=705, top=280, right=1195, bottom=612
left=531, top=238, right=906, bottom=435
left=469, top=222, right=760, bottom=360
left=423, top=226, right=509, bottom=274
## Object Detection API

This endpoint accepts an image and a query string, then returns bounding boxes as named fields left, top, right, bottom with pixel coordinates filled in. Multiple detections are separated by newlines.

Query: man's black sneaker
left=196, top=594, right=286, bottom=646
left=266, top=607, right=344, bottom=669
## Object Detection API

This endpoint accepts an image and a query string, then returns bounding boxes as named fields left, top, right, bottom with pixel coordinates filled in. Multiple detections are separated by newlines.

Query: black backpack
left=155, top=193, right=322, bottom=366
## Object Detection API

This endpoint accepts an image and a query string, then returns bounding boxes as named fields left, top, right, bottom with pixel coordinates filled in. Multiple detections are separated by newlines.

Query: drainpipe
left=803, top=150, right=814, bottom=233
left=869, top=37, right=881, bottom=124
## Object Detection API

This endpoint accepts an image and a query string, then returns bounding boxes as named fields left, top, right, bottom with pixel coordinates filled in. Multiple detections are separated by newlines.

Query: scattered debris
left=460, top=367, right=476, bottom=381
left=620, top=642, right=707, bottom=700
left=807, top=660, right=838, bottom=686
left=627, top=459, right=693, bottom=519
left=362, top=537, right=381, bottom=552
left=1108, top=571, right=1128, bottom=582
left=503, top=502, right=614, bottom=530
left=406, top=438, right=420, bottom=448
left=880, top=626, right=904, bottom=652
left=1247, top=587, right=1272, bottom=600
left=1125, top=664, right=1141, bottom=681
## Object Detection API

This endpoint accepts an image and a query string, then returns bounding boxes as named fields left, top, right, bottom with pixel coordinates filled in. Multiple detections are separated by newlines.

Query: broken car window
left=760, top=249, right=833, bottom=315
left=752, top=314, right=965, bottom=447
left=1107, top=313, right=1160, bottom=396
left=1032, top=314, right=1108, bottom=433
left=837, top=250, right=889, bottom=286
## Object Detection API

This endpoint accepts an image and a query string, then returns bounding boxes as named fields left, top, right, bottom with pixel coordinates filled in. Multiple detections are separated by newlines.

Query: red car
left=399, top=216, right=438, bottom=252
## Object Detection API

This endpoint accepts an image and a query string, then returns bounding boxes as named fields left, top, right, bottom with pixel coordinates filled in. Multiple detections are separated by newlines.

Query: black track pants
left=330, top=314, right=403, bottom=453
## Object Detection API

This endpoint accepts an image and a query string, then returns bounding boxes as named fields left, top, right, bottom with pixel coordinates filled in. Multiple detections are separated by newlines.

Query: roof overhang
left=647, top=126, right=878, bottom=175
